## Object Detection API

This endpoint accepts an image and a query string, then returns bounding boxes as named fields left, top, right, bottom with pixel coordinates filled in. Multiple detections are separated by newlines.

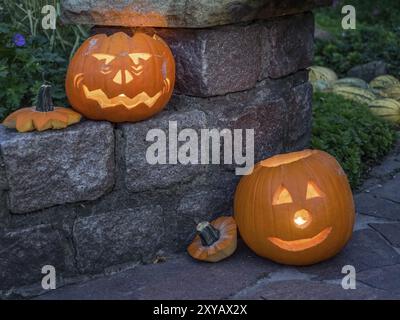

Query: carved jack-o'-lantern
left=66, top=32, right=175, bottom=123
left=234, top=149, right=355, bottom=266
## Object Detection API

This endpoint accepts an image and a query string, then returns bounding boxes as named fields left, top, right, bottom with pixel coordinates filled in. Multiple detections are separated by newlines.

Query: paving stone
left=369, top=223, right=400, bottom=247
left=361, top=138, right=400, bottom=181
left=358, top=178, right=382, bottom=193
left=354, top=192, right=400, bottom=221
left=369, top=175, right=400, bottom=204
left=0, top=224, right=70, bottom=290
left=354, top=213, right=383, bottom=231
left=33, top=228, right=400, bottom=300
left=233, top=279, right=397, bottom=300
left=358, top=264, right=400, bottom=294
left=369, top=158, right=400, bottom=178
left=73, top=206, right=165, bottom=273
left=301, top=229, right=400, bottom=280
left=0, top=121, right=115, bottom=214
left=61, top=0, right=330, bottom=28
left=36, top=241, right=280, bottom=300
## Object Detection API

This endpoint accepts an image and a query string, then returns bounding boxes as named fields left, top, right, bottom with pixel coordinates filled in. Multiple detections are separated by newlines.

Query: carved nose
left=293, top=209, right=312, bottom=229
left=113, top=70, right=134, bottom=85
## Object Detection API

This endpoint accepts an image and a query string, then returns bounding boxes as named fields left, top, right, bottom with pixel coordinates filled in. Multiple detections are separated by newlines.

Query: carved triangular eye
left=306, top=181, right=324, bottom=199
left=272, top=185, right=293, bottom=205
left=92, top=54, right=116, bottom=65
left=129, top=53, right=152, bottom=64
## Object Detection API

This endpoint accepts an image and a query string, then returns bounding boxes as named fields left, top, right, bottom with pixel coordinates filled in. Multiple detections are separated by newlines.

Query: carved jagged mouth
left=268, top=227, right=332, bottom=252
left=83, top=85, right=163, bottom=109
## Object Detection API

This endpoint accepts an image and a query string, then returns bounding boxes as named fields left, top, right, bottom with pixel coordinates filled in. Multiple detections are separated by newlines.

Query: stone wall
left=0, top=3, right=322, bottom=297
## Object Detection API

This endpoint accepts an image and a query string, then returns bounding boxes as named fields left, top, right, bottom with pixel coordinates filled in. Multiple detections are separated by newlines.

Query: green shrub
left=316, top=0, right=400, bottom=31
left=311, top=92, right=396, bottom=188
left=314, top=1, right=400, bottom=78
left=314, top=25, right=400, bottom=79
left=0, top=0, right=89, bottom=120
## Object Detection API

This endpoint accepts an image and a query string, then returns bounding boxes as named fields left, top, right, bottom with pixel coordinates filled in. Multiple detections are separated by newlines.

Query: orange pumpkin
left=187, top=216, right=237, bottom=262
left=3, top=84, right=81, bottom=132
left=234, top=149, right=355, bottom=266
left=65, top=31, right=175, bottom=123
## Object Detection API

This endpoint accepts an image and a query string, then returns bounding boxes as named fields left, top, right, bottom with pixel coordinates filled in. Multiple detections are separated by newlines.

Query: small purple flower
left=13, top=33, right=26, bottom=47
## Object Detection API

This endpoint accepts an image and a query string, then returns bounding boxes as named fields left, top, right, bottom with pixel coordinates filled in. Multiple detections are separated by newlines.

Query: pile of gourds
left=309, top=66, right=400, bottom=124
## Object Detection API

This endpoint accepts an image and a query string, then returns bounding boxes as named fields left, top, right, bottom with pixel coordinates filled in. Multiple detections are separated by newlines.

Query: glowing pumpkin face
left=66, top=32, right=175, bottom=123
left=234, top=150, right=355, bottom=266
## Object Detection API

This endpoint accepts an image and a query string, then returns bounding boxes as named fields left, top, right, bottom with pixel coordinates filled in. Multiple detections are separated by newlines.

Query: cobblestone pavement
left=36, top=142, right=400, bottom=300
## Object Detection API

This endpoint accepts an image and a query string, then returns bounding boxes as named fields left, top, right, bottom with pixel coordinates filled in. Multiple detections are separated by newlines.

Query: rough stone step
left=0, top=121, right=115, bottom=214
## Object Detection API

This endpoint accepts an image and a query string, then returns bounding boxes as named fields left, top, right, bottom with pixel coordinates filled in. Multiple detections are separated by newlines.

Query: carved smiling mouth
left=83, top=85, right=163, bottom=109
left=268, top=227, right=332, bottom=252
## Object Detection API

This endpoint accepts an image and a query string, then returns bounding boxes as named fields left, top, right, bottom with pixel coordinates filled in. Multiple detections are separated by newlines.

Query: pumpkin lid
left=260, top=149, right=316, bottom=168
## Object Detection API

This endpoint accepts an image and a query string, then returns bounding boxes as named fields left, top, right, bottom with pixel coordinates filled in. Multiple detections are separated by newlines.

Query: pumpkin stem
left=36, top=84, right=55, bottom=112
left=196, top=222, right=220, bottom=246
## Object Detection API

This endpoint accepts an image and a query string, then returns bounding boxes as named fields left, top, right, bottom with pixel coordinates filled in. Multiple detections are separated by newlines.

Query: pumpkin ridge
left=33, top=113, right=53, bottom=131
left=16, top=113, right=34, bottom=132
